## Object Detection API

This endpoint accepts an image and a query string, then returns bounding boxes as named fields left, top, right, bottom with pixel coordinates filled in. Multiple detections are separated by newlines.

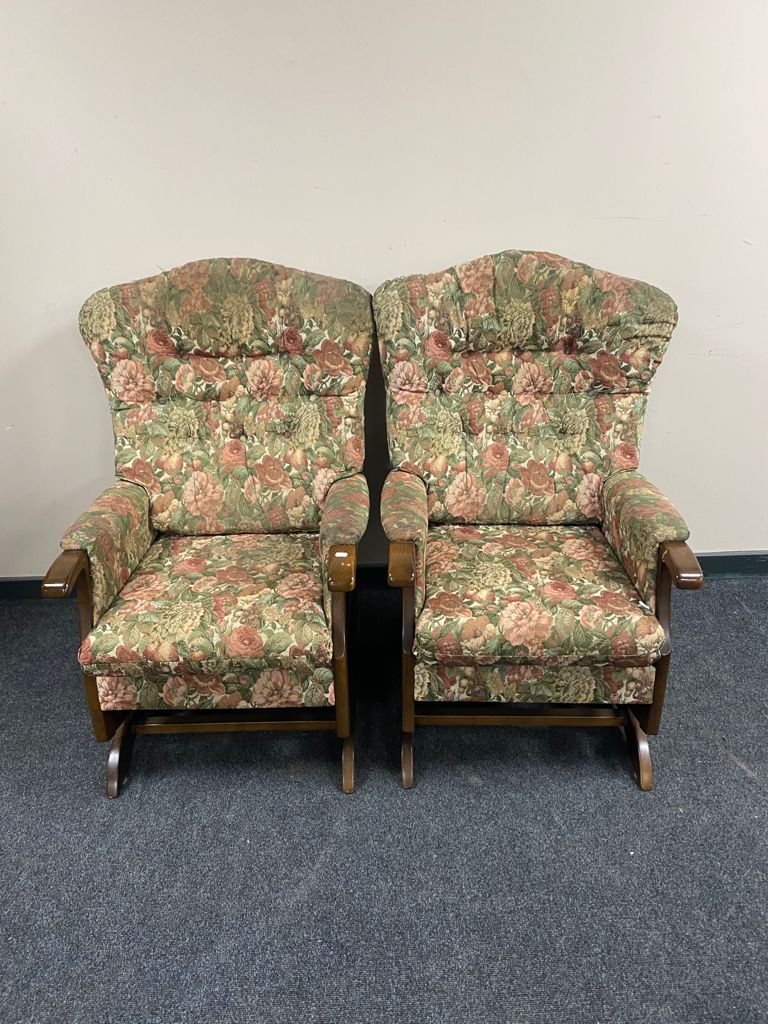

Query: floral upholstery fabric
left=319, top=473, right=370, bottom=617
left=374, top=250, right=677, bottom=526
left=61, top=482, right=155, bottom=621
left=603, top=471, right=689, bottom=610
left=415, top=663, right=655, bottom=704
left=415, top=525, right=667, bottom=672
left=95, top=665, right=334, bottom=712
left=319, top=474, right=370, bottom=547
left=79, top=259, right=372, bottom=535
left=380, top=470, right=429, bottom=610
left=79, top=533, right=334, bottom=709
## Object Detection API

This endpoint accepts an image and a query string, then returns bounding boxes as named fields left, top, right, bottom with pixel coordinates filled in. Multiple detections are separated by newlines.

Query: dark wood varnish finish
left=415, top=704, right=626, bottom=727
left=388, top=538, right=703, bottom=790
left=106, top=713, right=135, bottom=799
left=401, top=733, right=414, bottom=789
left=639, top=541, right=704, bottom=736
left=136, top=710, right=337, bottom=733
left=387, top=541, right=416, bottom=588
left=329, top=544, right=356, bottom=792
left=388, top=541, right=417, bottom=786
left=43, top=543, right=360, bottom=796
left=341, top=733, right=355, bottom=795
left=328, top=543, right=358, bottom=592
left=660, top=540, right=705, bottom=590
left=624, top=708, right=653, bottom=791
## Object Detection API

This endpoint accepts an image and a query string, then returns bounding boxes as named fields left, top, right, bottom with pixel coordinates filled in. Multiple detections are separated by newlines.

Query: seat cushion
left=415, top=525, right=666, bottom=668
left=79, top=533, right=332, bottom=677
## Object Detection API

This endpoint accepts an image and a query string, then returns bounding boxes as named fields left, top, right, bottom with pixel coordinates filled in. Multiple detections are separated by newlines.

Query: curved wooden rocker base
left=624, top=708, right=653, bottom=791
left=401, top=709, right=652, bottom=790
left=106, top=713, right=136, bottom=799
left=341, top=733, right=355, bottom=794
left=401, top=732, right=414, bottom=789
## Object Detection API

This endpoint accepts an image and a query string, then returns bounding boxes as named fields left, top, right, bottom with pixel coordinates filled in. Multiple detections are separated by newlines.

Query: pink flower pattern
left=376, top=251, right=690, bottom=706
left=79, top=533, right=334, bottom=705
left=79, top=258, right=372, bottom=535
left=415, top=525, right=667, bottom=672
left=374, top=249, right=678, bottom=527
left=60, top=259, right=372, bottom=712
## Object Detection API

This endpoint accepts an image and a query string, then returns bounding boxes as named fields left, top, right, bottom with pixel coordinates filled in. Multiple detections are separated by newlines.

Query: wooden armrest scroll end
left=328, top=545, right=358, bottom=592
left=660, top=540, right=704, bottom=590
left=42, top=550, right=89, bottom=599
left=388, top=541, right=416, bottom=588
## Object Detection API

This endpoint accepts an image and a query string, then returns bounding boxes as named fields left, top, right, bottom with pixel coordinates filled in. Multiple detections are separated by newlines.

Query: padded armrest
left=381, top=470, right=428, bottom=613
left=319, top=474, right=369, bottom=548
left=319, top=475, right=368, bottom=621
left=59, top=481, right=154, bottom=622
left=602, top=471, right=692, bottom=608
left=381, top=471, right=428, bottom=543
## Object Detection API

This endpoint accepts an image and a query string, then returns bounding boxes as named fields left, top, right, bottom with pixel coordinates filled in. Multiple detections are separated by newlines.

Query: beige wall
left=1, top=0, right=766, bottom=575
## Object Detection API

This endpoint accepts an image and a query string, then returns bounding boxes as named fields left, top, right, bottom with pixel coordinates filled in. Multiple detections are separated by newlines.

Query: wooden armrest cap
left=388, top=541, right=416, bottom=588
left=661, top=540, right=704, bottom=590
left=328, top=545, right=357, bottom=592
left=42, top=550, right=89, bottom=598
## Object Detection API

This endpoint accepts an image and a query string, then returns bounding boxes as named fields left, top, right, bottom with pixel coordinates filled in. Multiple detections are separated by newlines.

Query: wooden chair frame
left=43, top=544, right=358, bottom=797
left=388, top=538, right=703, bottom=790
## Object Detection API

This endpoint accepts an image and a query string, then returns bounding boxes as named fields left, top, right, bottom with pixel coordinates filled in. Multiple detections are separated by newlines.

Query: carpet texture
left=1, top=578, right=766, bottom=1024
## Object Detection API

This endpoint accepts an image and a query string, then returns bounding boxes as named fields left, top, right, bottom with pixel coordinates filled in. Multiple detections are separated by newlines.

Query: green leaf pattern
left=79, top=533, right=335, bottom=709
left=415, top=524, right=667, bottom=675
left=60, top=482, right=155, bottom=621
left=380, top=471, right=429, bottom=610
left=602, top=471, right=689, bottom=609
left=66, top=259, right=372, bottom=710
left=373, top=249, right=677, bottom=526
left=79, top=258, right=372, bottom=535
left=415, top=663, right=655, bottom=704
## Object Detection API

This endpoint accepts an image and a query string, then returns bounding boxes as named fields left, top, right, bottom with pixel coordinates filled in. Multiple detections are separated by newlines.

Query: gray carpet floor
left=1, top=577, right=766, bottom=1024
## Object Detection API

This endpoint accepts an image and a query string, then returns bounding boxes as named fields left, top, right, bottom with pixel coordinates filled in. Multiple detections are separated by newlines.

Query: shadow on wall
left=359, top=335, right=389, bottom=567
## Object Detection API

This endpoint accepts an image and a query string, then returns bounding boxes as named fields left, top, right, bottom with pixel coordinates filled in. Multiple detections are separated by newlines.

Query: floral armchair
left=375, top=250, right=703, bottom=789
left=43, top=258, right=372, bottom=795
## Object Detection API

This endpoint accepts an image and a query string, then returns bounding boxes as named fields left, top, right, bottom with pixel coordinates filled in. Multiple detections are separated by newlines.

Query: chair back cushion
left=374, top=250, right=677, bottom=525
left=80, top=258, right=372, bottom=534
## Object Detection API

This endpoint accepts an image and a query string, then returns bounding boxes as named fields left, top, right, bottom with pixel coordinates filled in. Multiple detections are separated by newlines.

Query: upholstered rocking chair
left=43, top=258, right=372, bottom=795
left=374, top=250, right=703, bottom=789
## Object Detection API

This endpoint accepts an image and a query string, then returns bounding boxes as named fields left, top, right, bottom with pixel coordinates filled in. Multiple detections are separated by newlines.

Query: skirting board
left=1, top=551, right=766, bottom=600
left=696, top=552, right=768, bottom=577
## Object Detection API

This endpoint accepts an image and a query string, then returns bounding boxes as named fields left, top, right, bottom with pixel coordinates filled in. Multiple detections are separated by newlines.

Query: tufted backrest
left=79, top=258, right=372, bottom=534
left=374, top=250, right=677, bottom=525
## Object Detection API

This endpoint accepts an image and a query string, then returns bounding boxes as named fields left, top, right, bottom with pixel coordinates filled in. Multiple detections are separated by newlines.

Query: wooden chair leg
left=106, top=713, right=136, bottom=798
left=401, top=583, right=416, bottom=790
left=624, top=708, right=653, bottom=791
left=331, top=586, right=355, bottom=794
left=341, top=733, right=355, bottom=794
left=401, top=732, right=414, bottom=789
